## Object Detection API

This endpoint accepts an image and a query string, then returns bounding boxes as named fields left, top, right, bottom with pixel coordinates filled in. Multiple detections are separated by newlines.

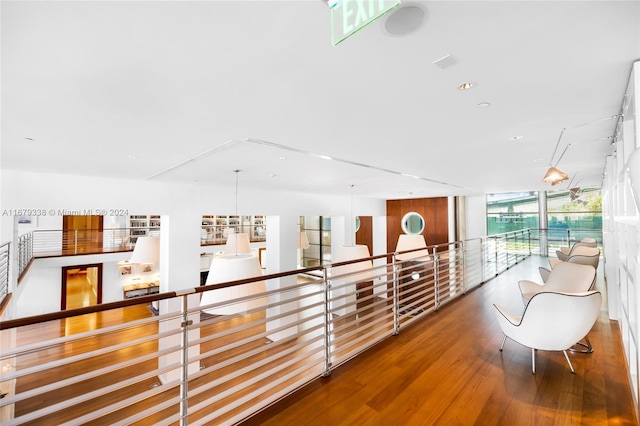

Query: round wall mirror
left=401, top=212, right=425, bottom=235
left=355, top=216, right=361, bottom=233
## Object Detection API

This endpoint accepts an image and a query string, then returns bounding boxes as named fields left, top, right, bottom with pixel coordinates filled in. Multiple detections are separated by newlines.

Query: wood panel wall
left=386, top=198, right=449, bottom=253
left=355, top=216, right=373, bottom=256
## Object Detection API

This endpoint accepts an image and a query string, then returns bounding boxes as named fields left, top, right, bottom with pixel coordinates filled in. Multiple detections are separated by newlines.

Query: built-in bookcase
left=128, top=215, right=161, bottom=244
left=201, top=215, right=266, bottom=245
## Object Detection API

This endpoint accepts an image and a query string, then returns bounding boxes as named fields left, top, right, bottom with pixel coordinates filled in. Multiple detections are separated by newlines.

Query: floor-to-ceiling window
left=546, top=187, right=602, bottom=246
left=300, top=216, right=332, bottom=268
left=486, top=189, right=603, bottom=255
left=486, top=192, right=540, bottom=235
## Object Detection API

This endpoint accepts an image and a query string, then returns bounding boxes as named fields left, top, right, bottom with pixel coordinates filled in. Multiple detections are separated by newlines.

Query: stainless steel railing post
left=392, top=254, right=400, bottom=335
left=322, top=267, right=332, bottom=377
left=461, top=241, right=467, bottom=294
left=434, top=247, right=440, bottom=310
left=178, top=291, right=194, bottom=426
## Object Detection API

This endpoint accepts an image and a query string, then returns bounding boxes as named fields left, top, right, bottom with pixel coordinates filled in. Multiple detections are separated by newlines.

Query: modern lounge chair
left=557, top=237, right=597, bottom=260
left=548, top=245, right=600, bottom=271
left=520, top=262, right=596, bottom=305
left=494, top=291, right=602, bottom=374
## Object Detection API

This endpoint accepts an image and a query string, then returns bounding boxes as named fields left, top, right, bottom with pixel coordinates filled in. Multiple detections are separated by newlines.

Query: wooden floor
left=65, top=270, right=97, bottom=309
left=7, top=255, right=638, bottom=425
left=242, top=256, right=639, bottom=426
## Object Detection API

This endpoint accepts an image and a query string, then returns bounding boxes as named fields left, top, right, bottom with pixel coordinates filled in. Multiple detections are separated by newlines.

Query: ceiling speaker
left=382, top=4, right=426, bottom=36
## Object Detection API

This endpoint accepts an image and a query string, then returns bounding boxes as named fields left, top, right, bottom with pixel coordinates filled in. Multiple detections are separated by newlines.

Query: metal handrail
left=0, top=229, right=556, bottom=425
left=0, top=228, right=603, bottom=424
left=0, top=242, right=9, bottom=305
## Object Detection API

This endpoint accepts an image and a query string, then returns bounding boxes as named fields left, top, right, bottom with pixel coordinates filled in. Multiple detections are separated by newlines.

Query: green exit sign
left=331, top=0, right=401, bottom=46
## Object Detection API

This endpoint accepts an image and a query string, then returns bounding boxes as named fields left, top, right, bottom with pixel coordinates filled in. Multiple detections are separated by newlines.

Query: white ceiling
left=2, top=1, right=639, bottom=199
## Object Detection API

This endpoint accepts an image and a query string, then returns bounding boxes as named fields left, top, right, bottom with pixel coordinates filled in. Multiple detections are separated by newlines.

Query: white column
left=157, top=212, right=201, bottom=384
left=265, top=214, right=299, bottom=341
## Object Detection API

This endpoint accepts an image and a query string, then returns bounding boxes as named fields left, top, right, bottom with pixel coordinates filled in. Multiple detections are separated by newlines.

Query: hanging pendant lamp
left=200, top=169, right=266, bottom=315
left=542, top=166, right=569, bottom=186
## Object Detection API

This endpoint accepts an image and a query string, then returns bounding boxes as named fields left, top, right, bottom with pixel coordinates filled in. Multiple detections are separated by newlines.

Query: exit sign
left=331, top=0, right=401, bottom=46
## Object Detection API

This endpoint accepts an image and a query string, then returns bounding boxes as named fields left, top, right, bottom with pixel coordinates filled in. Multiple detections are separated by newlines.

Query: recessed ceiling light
left=458, top=82, right=475, bottom=90
left=279, top=156, right=286, bottom=160
left=128, top=155, right=138, bottom=160
left=477, top=102, right=491, bottom=108
left=511, top=136, right=524, bottom=141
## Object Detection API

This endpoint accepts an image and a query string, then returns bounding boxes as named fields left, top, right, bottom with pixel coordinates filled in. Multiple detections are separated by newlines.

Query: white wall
left=465, top=195, right=487, bottom=240
left=0, top=169, right=387, bottom=319
left=14, top=252, right=132, bottom=317
left=601, top=60, right=640, bottom=416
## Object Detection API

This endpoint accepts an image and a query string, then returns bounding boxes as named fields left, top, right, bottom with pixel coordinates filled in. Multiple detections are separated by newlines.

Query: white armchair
left=494, top=291, right=602, bottom=374
left=557, top=237, right=597, bottom=258
left=548, top=245, right=600, bottom=270
left=520, top=262, right=596, bottom=305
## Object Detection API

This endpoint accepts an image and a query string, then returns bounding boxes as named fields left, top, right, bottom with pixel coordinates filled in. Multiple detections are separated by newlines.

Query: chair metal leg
left=531, top=348, right=536, bottom=374
left=563, top=350, right=575, bottom=373
left=570, top=335, right=593, bottom=353
left=499, top=335, right=507, bottom=351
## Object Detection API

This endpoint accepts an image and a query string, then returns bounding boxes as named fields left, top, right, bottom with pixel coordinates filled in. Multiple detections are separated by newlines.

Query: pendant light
left=542, top=166, right=569, bottom=186
left=201, top=253, right=267, bottom=315
left=130, top=235, right=160, bottom=271
left=542, top=115, right=619, bottom=186
left=542, top=128, right=570, bottom=186
left=395, top=234, right=430, bottom=261
left=200, top=169, right=265, bottom=315
left=224, top=169, right=252, bottom=255
left=331, top=184, right=373, bottom=315
left=297, top=228, right=310, bottom=249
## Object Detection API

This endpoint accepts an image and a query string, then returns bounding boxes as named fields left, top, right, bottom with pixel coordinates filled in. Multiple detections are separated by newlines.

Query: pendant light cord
left=549, top=114, right=620, bottom=166
left=234, top=169, right=239, bottom=218
left=234, top=169, right=240, bottom=256
left=350, top=184, right=354, bottom=246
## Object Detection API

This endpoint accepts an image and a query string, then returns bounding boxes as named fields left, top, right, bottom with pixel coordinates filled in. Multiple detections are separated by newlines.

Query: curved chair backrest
left=557, top=239, right=598, bottom=260
left=579, top=237, right=597, bottom=245
left=522, top=262, right=595, bottom=304
left=566, top=246, right=600, bottom=269
left=540, top=262, right=596, bottom=293
left=497, top=291, right=601, bottom=351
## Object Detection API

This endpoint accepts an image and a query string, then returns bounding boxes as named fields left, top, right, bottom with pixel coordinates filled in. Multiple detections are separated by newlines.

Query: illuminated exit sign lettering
left=331, top=0, right=401, bottom=46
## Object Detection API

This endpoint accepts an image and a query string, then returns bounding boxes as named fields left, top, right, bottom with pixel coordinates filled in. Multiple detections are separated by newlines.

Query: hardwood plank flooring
left=243, top=256, right=639, bottom=426
left=5, top=256, right=637, bottom=425
left=9, top=304, right=159, bottom=425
